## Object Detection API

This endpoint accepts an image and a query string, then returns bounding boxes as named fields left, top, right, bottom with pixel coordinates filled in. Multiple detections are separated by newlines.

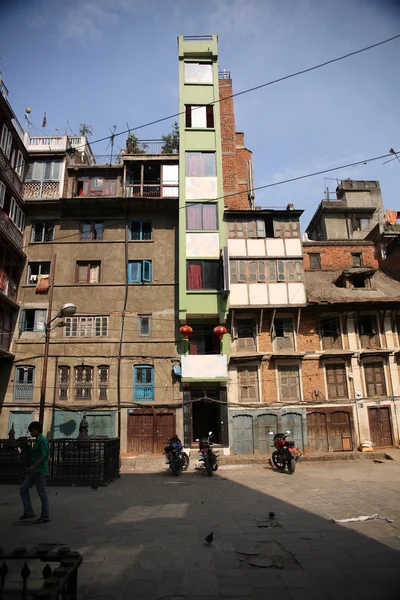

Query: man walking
left=19, top=421, right=51, bottom=524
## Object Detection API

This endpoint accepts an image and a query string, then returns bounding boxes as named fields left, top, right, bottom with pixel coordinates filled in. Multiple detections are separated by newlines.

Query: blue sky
left=0, top=0, right=399, bottom=228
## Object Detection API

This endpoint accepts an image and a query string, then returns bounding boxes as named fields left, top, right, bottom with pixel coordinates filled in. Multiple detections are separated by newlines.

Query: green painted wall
left=178, top=34, right=228, bottom=325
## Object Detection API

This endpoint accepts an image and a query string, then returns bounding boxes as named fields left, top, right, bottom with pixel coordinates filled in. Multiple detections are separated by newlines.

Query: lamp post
left=39, top=302, right=77, bottom=424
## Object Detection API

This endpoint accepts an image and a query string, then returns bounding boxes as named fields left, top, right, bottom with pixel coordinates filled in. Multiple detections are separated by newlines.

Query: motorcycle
left=197, top=431, right=219, bottom=477
left=164, top=435, right=189, bottom=477
left=269, top=430, right=301, bottom=474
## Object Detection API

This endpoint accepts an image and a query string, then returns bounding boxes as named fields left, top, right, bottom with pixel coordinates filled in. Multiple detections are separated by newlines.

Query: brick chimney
left=219, top=75, right=253, bottom=210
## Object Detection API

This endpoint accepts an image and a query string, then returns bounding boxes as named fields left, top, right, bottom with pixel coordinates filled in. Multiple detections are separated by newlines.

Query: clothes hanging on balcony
left=0, top=268, right=7, bottom=293
left=36, top=274, right=49, bottom=294
left=385, top=209, right=400, bottom=225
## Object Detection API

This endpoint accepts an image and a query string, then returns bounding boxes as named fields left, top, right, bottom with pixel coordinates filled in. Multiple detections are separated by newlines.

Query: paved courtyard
left=0, top=459, right=399, bottom=599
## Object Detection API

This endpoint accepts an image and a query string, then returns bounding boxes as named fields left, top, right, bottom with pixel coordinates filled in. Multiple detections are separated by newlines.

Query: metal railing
left=70, top=153, right=122, bottom=166
left=125, top=139, right=178, bottom=155
left=0, top=438, right=120, bottom=486
left=125, top=183, right=178, bottom=199
left=134, top=385, right=154, bottom=400
left=0, top=206, right=24, bottom=248
left=0, top=146, right=23, bottom=196
left=0, top=269, right=17, bottom=301
left=23, top=180, right=60, bottom=200
left=0, top=545, right=82, bottom=599
left=218, top=70, right=231, bottom=79
left=13, top=384, right=34, bottom=401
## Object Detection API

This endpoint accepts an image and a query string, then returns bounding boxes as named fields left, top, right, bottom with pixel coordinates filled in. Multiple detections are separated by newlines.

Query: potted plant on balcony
left=126, top=133, right=147, bottom=155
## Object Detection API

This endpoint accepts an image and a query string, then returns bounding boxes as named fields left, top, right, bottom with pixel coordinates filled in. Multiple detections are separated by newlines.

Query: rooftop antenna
left=105, top=125, right=117, bottom=165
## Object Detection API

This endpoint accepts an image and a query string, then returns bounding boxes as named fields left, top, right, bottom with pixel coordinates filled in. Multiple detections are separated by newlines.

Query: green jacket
left=30, top=434, right=49, bottom=474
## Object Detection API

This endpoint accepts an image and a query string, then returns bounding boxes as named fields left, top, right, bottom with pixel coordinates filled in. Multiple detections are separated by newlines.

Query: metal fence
left=0, top=438, right=120, bottom=486
left=0, top=545, right=82, bottom=599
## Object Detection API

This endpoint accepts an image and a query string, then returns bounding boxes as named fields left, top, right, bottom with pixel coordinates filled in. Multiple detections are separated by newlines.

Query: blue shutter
left=129, top=261, right=141, bottom=283
left=18, top=310, right=25, bottom=332
left=134, top=365, right=154, bottom=401
left=143, top=260, right=152, bottom=283
left=34, top=309, right=47, bottom=332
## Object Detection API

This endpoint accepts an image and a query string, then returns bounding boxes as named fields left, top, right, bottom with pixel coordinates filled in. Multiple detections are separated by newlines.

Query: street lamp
left=39, top=303, right=77, bottom=424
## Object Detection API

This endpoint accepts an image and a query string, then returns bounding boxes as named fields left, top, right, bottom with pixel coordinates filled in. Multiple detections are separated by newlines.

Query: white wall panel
left=266, top=239, right=285, bottom=257
left=284, top=239, right=302, bottom=257
left=249, top=284, right=268, bottom=305
left=186, top=233, right=219, bottom=258
left=288, top=282, right=306, bottom=305
left=247, top=239, right=266, bottom=257
left=230, top=284, right=249, bottom=306
left=269, top=283, right=288, bottom=305
left=228, top=239, right=246, bottom=256
left=186, top=177, right=217, bottom=199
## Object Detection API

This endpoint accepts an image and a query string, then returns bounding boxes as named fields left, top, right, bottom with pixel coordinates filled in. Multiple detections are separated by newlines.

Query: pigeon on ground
left=205, top=532, right=213, bottom=545
left=269, top=512, right=275, bottom=519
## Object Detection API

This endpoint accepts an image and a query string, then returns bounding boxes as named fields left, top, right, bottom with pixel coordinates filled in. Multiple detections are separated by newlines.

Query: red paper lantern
left=214, top=325, right=227, bottom=340
left=179, top=325, right=193, bottom=339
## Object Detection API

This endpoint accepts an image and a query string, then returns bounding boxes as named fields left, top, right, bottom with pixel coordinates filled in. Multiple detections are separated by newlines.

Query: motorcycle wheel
left=181, top=452, right=189, bottom=472
left=288, top=457, right=296, bottom=474
left=212, top=459, right=218, bottom=472
left=204, top=456, right=213, bottom=477
left=170, top=458, right=181, bottom=477
left=272, top=451, right=285, bottom=471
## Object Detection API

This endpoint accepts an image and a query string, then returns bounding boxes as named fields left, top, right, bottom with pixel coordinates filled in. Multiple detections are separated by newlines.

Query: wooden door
left=329, top=411, right=352, bottom=451
left=368, top=407, right=393, bottom=447
left=154, top=413, right=175, bottom=453
left=127, top=413, right=153, bottom=453
left=255, top=413, right=278, bottom=453
left=307, top=412, right=328, bottom=452
left=281, top=412, right=304, bottom=450
left=231, top=414, right=254, bottom=454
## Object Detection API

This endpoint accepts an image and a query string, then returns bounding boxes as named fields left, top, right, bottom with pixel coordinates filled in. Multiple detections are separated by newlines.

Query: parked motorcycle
left=269, top=430, right=301, bottom=474
left=197, top=431, right=219, bottom=477
left=164, top=435, right=189, bottom=476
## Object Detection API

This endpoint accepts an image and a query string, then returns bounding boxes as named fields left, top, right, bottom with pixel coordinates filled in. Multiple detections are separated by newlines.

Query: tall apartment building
left=0, top=73, right=28, bottom=432
left=1, top=134, right=181, bottom=452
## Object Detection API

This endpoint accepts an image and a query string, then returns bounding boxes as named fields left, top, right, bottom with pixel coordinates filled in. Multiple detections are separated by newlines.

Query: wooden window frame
left=363, top=360, right=387, bottom=398
left=359, top=314, right=380, bottom=348
left=237, top=365, right=260, bottom=402
left=31, top=222, right=54, bottom=243
left=351, top=253, right=363, bottom=267
left=137, top=314, right=152, bottom=337
left=128, top=260, right=152, bottom=283
left=185, top=104, right=214, bottom=128
left=74, top=365, right=94, bottom=400
left=98, top=365, right=109, bottom=401
left=325, top=362, right=348, bottom=400
left=80, top=222, right=104, bottom=241
left=58, top=366, right=70, bottom=401
left=187, top=260, right=221, bottom=290
left=65, top=316, right=108, bottom=337
left=277, top=363, right=301, bottom=402
left=273, top=318, right=295, bottom=351
left=320, top=316, right=342, bottom=350
left=309, top=253, right=321, bottom=270
left=75, top=261, right=101, bottom=284
left=26, top=261, right=51, bottom=285
left=130, top=220, right=153, bottom=241
left=235, top=318, right=257, bottom=351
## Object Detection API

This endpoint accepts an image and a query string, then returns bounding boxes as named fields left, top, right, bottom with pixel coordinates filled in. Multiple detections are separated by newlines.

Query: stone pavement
left=0, top=459, right=399, bottom=599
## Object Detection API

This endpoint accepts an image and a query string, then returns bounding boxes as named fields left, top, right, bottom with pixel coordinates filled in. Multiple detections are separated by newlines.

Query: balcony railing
left=70, top=153, right=123, bottom=167
left=26, top=134, right=88, bottom=153
left=0, top=147, right=23, bottom=196
left=134, top=385, right=154, bottom=401
left=0, top=206, right=23, bottom=248
left=0, top=269, right=17, bottom=302
left=125, top=183, right=178, bottom=199
left=23, top=180, right=60, bottom=200
left=218, top=70, right=231, bottom=79
left=14, top=383, right=34, bottom=401
left=125, top=140, right=178, bottom=155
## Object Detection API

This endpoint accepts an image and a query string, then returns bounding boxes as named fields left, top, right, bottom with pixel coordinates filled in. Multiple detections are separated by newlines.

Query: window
left=80, top=222, right=103, bottom=241
left=14, top=366, right=35, bottom=400
left=31, top=222, right=54, bottom=242
left=9, top=197, right=25, bottom=231
left=128, top=260, right=152, bottom=283
left=65, top=316, right=108, bottom=337
left=230, top=260, right=302, bottom=283
left=0, top=306, right=13, bottom=351
left=236, top=319, right=256, bottom=351
left=58, top=366, right=70, bottom=400
left=137, top=314, right=152, bottom=336
left=359, top=315, right=380, bottom=348
left=130, top=221, right=152, bottom=241
left=352, top=217, right=370, bottom=232
left=76, top=261, right=101, bottom=284
left=274, top=220, right=300, bottom=239
left=228, top=219, right=269, bottom=239
left=364, top=361, right=386, bottom=397
left=15, top=151, right=25, bottom=179
left=185, top=152, right=216, bottom=177
left=133, top=365, right=154, bottom=401
left=0, top=124, right=12, bottom=158
left=187, top=260, right=220, bottom=290
left=98, top=366, right=109, bottom=401
left=352, top=274, right=368, bottom=288
left=185, top=105, right=214, bottom=128
left=189, top=326, right=219, bottom=355
left=186, top=203, right=218, bottom=230
left=309, top=253, right=321, bottom=269
left=19, top=309, right=47, bottom=332
left=184, top=62, right=213, bottom=84
left=76, top=177, right=116, bottom=197
left=26, top=160, right=61, bottom=181
left=0, top=181, right=5, bottom=208
left=273, top=318, right=294, bottom=350
left=278, top=365, right=300, bottom=401
left=27, top=262, right=50, bottom=285
left=74, top=366, right=93, bottom=400
left=320, top=316, right=342, bottom=349
left=351, top=253, right=363, bottom=267
left=326, top=363, right=347, bottom=399
left=238, top=366, right=259, bottom=402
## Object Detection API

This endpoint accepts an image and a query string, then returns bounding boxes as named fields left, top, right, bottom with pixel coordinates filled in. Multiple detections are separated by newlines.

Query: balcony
left=69, top=154, right=123, bottom=167
left=0, top=206, right=23, bottom=249
left=26, top=134, right=88, bottom=153
left=14, top=384, right=34, bottom=401
left=0, top=147, right=23, bottom=196
left=0, top=269, right=17, bottom=303
left=181, top=355, right=228, bottom=381
left=125, top=183, right=178, bottom=199
left=23, top=180, right=60, bottom=200
left=0, top=327, right=11, bottom=352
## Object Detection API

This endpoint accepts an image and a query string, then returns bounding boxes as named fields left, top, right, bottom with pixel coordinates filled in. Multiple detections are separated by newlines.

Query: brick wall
left=261, top=360, right=277, bottom=403
left=381, top=248, right=400, bottom=281
left=304, top=243, right=378, bottom=270
left=219, top=78, right=252, bottom=210
left=301, top=360, right=325, bottom=402
left=297, top=313, right=320, bottom=352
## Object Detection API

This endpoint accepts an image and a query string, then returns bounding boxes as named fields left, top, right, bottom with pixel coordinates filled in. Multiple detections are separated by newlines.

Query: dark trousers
left=20, top=473, right=50, bottom=520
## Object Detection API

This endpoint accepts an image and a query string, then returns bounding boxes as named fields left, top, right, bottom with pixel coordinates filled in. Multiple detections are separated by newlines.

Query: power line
left=69, top=32, right=400, bottom=152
